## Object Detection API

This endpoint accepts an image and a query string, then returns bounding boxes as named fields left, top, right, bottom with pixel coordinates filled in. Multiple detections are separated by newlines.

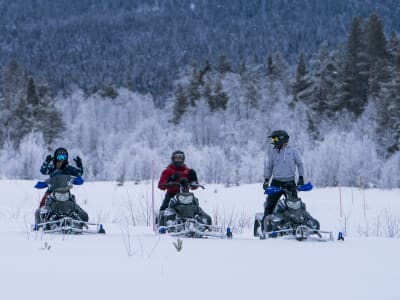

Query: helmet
left=171, top=150, right=185, bottom=167
left=267, top=130, right=289, bottom=148
left=54, top=147, right=68, bottom=162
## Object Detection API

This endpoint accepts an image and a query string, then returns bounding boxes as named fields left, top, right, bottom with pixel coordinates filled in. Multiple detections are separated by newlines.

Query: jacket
left=264, top=144, right=304, bottom=182
left=40, top=161, right=83, bottom=177
left=158, top=163, right=197, bottom=195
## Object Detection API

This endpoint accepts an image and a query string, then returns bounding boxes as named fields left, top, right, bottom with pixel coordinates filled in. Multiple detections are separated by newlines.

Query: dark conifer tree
left=36, top=84, right=65, bottom=145
left=216, top=55, right=232, bottom=74
left=366, top=13, right=388, bottom=97
left=338, top=17, right=369, bottom=116
left=187, top=65, right=201, bottom=106
left=171, top=84, right=188, bottom=124
left=292, top=53, right=312, bottom=103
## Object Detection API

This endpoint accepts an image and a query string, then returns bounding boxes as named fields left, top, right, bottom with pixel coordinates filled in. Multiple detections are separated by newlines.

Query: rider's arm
left=264, top=148, right=274, bottom=180
left=294, top=148, right=305, bottom=177
left=40, top=161, right=54, bottom=175
left=158, top=169, right=171, bottom=190
left=71, top=165, right=83, bottom=177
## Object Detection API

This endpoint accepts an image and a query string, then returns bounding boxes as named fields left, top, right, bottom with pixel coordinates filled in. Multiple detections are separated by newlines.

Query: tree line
left=0, top=13, right=399, bottom=187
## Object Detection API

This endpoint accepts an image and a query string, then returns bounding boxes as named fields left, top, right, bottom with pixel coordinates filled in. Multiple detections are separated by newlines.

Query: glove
left=189, top=181, right=197, bottom=188
left=167, top=172, right=179, bottom=182
left=74, top=156, right=83, bottom=168
left=188, top=169, right=198, bottom=182
left=297, top=176, right=304, bottom=187
left=45, top=155, right=52, bottom=163
left=263, top=178, right=269, bottom=189
left=169, top=198, right=179, bottom=208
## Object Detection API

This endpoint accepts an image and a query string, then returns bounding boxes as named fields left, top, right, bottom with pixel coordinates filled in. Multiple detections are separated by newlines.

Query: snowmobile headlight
left=177, top=194, right=194, bottom=204
left=53, top=192, right=70, bottom=202
left=286, top=200, right=302, bottom=209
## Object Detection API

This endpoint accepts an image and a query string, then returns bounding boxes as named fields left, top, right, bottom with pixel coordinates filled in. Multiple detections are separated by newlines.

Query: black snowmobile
left=254, top=182, right=333, bottom=241
left=33, top=174, right=105, bottom=234
left=158, top=179, right=224, bottom=238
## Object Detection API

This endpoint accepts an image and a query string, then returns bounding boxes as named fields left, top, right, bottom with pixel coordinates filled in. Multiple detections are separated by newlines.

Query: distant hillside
left=0, top=0, right=399, bottom=104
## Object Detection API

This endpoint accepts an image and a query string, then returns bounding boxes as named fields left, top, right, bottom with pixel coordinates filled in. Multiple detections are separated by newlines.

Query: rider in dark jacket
left=34, top=147, right=88, bottom=225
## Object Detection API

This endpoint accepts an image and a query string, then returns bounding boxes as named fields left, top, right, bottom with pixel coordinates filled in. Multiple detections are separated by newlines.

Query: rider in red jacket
left=158, top=150, right=198, bottom=211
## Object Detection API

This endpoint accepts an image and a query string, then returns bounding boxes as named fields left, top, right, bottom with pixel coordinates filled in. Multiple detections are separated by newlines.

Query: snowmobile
left=254, top=182, right=333, bottom=241
left=157, top=179, right=225, bottom=238
left=33, top=174, right=105, bottom=234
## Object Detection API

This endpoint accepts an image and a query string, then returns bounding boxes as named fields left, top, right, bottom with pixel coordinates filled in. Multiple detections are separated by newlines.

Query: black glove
left=263, top=178, right=269, bottom=189
left=188, top=169, right=198, bottom=182
left=167, top=172, right=179, bottom=182
left=74, top=156, right=83, bottom=168
left=297, top=176, right=304, bottom=187
left=45, top=155, right=52, bottom=163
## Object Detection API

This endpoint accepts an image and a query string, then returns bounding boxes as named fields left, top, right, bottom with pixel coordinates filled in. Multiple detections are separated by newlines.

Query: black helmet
left=171, top=150, right=185, bottom=167
left=268, top=130, right=289, bottom=148
left=54, top=147, right=68, bottom=162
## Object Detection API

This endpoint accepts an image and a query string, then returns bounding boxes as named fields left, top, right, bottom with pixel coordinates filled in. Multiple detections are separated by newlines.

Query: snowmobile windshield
left=53, top=192, right=70, bottom=202
left=286, top=199, right=302, bottom=209
left=177, top=193, right=194, bottom=204
left=48, top=175, right=74, bottom=193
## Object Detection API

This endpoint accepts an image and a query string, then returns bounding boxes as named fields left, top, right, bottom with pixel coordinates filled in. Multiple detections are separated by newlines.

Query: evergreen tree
left=26, top=77, right=39, bottom=108
left=187, top=65, right=201, bottom=106
left=266, top=55, right=277, bottom=81
left=366, top=13, right=387, bottom=61
left=376, top=52, right=400, bottom=157
left=241, top=65, right=259, bottom=119
left=338, top=17, right=369, bottom=116
left=387, top=31, right=400, bottom=66
left=263, top=54, right=289, bottom=110
left=308, top=43, right=341, bottom=118
left=0, top=60, right=30, bottom=147
left=207, top=79, right=228, bottom=112
left=292, top=53, right=312, bottom=103
left=36, top=84, right=65, bottom=144
left=265, top=55, right=279, bottom=103
left=366, top=13, right=388, bottom=97
left=216, top=55, right=232, bottom=74
left=198, top=60, right=212, bottom=85
left=171, top=84, right=188, bottom=124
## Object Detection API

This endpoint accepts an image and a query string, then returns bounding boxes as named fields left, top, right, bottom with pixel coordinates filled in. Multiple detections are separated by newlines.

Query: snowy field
left=1, top=180, right=400, bottom=300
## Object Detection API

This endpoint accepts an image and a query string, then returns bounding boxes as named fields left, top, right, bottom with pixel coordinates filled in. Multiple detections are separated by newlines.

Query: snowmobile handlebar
left=160, top=182, right=205, bottom=189
left=34, top=176, right=84, bottom=189
left=265, top=182, right=313, bottom=195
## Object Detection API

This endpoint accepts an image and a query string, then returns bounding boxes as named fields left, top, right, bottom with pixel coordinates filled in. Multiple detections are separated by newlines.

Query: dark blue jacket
left=40, top=161, right=83, bottom=177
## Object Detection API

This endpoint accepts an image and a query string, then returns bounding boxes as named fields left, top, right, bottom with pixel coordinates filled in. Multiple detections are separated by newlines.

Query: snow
left=1, top=180, right=400, bottom=300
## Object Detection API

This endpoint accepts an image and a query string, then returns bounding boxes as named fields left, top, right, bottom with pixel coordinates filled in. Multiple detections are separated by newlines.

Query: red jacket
left=158, top=163, right=198, bottom=195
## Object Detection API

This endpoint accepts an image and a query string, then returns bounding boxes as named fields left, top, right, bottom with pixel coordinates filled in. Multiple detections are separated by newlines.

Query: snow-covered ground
left=1, top=180, right=400, bottom=300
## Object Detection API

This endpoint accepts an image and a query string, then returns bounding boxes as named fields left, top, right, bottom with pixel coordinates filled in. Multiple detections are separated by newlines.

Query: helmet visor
left=56, top=153, right=68, bottom=161
left=173, top=153, right=184, bottom=161
left=271, top=136, right=279, bottom=143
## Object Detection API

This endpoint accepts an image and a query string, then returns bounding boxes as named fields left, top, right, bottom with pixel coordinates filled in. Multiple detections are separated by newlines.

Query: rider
left=34, top=147, right=88, bottom=225
left=158, top=150, right=198, bottom=211
left=262, top=130, right=305, bottom=223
